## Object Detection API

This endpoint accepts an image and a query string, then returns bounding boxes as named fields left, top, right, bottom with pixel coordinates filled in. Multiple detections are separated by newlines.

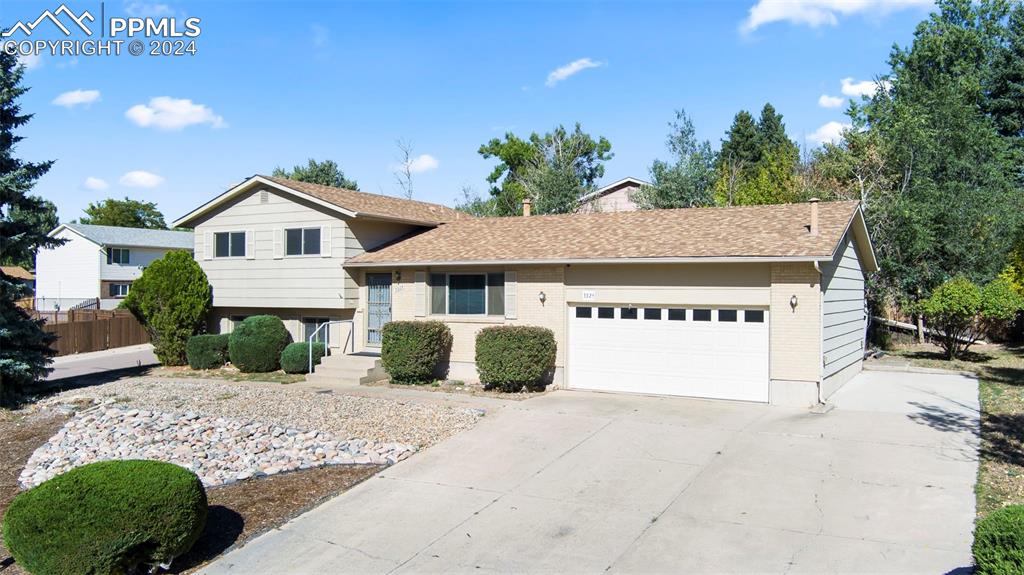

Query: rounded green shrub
left=2, top=460, right=208, bottom=575
left=381, top=321, right=452, bottom=384
left=228, top=315, right=291, bottom=373
left=185, top=333, right=230, bottom=370
left=280, top=341, right=327, bottom=374
left=476, top=325, right=556, bottom=392
left=974, top=505, right=1024, bottom=574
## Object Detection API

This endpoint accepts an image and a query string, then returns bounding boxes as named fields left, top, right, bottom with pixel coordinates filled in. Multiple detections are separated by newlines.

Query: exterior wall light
left=538, top=291, right=546, bottom=304
left=790, top=295, right=798, bottom=309
left=394, top=270, right=402, bottom=281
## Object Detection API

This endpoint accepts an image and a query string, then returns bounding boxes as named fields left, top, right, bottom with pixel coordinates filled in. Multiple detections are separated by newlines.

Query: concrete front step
left=305, top=353, right=385, bottom=386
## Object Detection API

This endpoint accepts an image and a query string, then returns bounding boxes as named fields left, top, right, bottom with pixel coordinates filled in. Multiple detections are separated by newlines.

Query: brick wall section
left=380, top=266, right=566, bottom=368
left=769, top=263, right=822, bottom=383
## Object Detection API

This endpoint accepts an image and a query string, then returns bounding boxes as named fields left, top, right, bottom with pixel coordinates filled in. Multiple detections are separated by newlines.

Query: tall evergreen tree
left=860, top=0, right=1021, bottom=303
left=987, top=2, right=1024, bottom=173
left=718, top=110, right=761, bottom=172
left=0, top=50, right=60, bottom=404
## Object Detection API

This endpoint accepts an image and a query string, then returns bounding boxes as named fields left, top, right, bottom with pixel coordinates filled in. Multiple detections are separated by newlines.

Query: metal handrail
left=309, top=319, right=354, bottom=374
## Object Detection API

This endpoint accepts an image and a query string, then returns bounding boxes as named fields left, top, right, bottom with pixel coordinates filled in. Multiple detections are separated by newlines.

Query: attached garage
left=568, top=304, right=769, bottom=402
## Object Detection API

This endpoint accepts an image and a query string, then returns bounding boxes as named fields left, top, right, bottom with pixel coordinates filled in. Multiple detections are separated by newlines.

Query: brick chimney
left=809, top=198, right=820, bottom=236
left=522, top=198, right=532, bottom=217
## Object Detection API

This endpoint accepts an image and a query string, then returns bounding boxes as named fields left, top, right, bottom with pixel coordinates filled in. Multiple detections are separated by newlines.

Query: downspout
left=814, top=260, right=824, bottom=405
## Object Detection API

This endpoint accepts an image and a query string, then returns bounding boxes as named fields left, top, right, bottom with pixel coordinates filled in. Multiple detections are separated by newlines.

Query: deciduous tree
left=633, top=109, right=716, bottom=209
left=272, top=158, right=359, bottom=190
left=80, top=197, right=166, bottom=229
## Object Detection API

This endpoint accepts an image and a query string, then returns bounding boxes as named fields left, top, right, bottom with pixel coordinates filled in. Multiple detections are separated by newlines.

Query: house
left=175, top=175, right=876, bottom=407
left=577, top=177, right=649, bottom=212
left=171, top=175, right=467, bottom=349
left=35, top=223, right=194, bottom=310
left=1, top=265, right=35, bottom=291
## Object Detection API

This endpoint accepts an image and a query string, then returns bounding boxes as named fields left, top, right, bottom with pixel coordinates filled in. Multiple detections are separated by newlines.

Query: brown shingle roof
left=347, top=200, right=862, bottom=265
left=1, top=266, right=34, bottom=280
left=263, top=176, right=467, bottom=224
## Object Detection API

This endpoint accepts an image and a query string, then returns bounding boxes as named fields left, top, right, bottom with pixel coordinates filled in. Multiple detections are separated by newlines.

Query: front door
left=366, top=273, right=392, bottom=347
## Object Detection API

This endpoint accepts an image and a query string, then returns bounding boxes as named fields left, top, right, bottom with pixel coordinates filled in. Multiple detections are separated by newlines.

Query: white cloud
left=808, top=121, right=851, bottom=145
left=545, top=58, right=604, bottom=87
left=52, top=89, right=101, bottom=108
left=83, top=177, right=109, bottom=190
left=18, top=53, right=42, bottom=71
left=740, top=0, right=931, bottom=33
left=818, top=94, right=844, bottom=108
left=310, top=24, right=329, bottom=48
left=125, top=97, right=226, bottom=130
left=840, top=77, right=890, bottom=97
left=406, top=154, right=439, bottom=173
left=119, top=170, right=165, bottom=188
left=124, top=2, right=174, bottom=17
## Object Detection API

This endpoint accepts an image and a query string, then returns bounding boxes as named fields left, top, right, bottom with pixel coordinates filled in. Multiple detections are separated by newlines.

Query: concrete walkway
left=46, top=344, right=158, bottom=382
left=201, top=371, right=980, bottom=574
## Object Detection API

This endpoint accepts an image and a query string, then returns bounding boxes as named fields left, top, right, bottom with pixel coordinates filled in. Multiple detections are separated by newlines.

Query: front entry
left=366, top=273, right=392, bottom=346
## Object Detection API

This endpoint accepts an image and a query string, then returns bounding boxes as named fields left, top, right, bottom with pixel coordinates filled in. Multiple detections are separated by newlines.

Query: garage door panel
left=568, top=306, right=769, bottom=402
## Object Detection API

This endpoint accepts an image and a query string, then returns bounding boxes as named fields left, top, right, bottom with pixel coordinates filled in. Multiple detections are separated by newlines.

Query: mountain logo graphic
left=2, top=4, right=95, bottom=38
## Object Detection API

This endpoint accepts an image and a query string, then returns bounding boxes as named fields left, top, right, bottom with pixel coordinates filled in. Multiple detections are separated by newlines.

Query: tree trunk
left=916, top=314, right=925, bottom=344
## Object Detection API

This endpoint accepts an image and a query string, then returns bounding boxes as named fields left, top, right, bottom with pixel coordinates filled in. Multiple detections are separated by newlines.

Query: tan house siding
left=210, top=307, right=355, bottom=351
left=564, top=263, right=770, bottom=307
left=191, top=188, right=349, bottom=309
left=769, top=262, right=822, bottom=405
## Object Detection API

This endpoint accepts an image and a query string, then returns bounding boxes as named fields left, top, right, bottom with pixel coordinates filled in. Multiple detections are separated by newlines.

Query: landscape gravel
left=40, top=377, right=482, bottom=447
left=20, top=406, right=415, bottom=488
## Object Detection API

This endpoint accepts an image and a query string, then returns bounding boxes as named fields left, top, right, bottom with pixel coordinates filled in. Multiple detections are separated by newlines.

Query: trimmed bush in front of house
left=381, top=321, right=452, bottom=384
left=185, top=334, right=230, bottom=370
left=280, top=341, right=327, bottom=374
left=2, top=460, right=208, bottom=575
left=475, top=325, right=556, bottom=392
left=973, top=505, right=1024, bottom=574
left=228, top=315, right=291, bottom=373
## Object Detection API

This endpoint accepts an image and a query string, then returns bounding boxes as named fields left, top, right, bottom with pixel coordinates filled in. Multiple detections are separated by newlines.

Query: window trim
left=214, top=231, right=247, bottom=259
left=285, top=227, right=322, bottom=257
left=108, top=248, right=131, bottom=265
left=108, top=282, right=130, bottom=298
left=432, top=272, right=507, bottom=317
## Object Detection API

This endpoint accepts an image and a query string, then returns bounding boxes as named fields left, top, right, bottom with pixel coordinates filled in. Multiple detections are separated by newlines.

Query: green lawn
left=891, top=343, right=1024, bottom=517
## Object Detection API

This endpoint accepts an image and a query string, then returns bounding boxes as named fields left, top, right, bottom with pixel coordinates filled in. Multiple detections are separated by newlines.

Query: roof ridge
left=260, top=175, right=461, bottom=213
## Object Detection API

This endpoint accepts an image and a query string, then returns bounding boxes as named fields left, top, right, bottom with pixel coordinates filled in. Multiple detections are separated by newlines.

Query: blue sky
left=7, top=0, right=934, bottom=223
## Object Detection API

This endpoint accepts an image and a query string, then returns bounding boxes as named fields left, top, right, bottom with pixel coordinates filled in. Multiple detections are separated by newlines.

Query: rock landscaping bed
left=40, top=376, right=482, bottom=447
left=20, top=406, right=415, bottom=488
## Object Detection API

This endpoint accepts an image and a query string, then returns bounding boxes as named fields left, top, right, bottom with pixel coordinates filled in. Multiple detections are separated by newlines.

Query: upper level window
left=107, top=248, right=130, bottom=265
left=429, top=272, right=504, bottom=316
left=215, top=231, right=246, bottom=258
left=109, top=283, right=130, bottom=297
left=286, top=227, right=321, bottom=256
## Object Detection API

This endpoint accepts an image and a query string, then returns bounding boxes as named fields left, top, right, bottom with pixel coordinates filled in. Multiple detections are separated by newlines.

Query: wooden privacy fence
left=41, top=309, right=150, bottom=356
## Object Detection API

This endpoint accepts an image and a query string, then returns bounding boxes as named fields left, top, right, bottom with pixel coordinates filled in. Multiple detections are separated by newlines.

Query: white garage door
left=568, top=305, right=769, bottom=402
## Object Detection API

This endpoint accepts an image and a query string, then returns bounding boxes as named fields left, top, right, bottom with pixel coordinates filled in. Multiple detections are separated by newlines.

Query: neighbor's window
left=108, top=283, right=130, bottom=297
left=429, top=273, right=505, bottom=316
left=286, top=227, right=321, bottom=256
left=215, top=231, right=246, bottom=258
left=107, top=248, right=130, bottom=265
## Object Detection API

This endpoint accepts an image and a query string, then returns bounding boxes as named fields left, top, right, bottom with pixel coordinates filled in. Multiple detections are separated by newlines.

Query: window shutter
left=245, top=230, right=255, bottom=260
left=504, top=271, right=517, bottom=319
left=321, top=225, right=332, bottom=257
left=273, top=229, right=283, bottom=259
left=414, top=271, right=426, bottom=317
left=204, top=233, right=212, bottom=260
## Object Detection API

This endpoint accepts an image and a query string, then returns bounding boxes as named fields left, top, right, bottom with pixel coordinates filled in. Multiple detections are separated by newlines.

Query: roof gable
left=347, top=200, right=873, bottom=267
left=172, top=175, right=467, bottom=228
left=580, top=177, right=651, bottom=202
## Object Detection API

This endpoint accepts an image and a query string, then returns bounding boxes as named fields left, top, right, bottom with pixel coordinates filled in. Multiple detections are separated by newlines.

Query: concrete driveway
left=201, top=370, right=980, bottom=574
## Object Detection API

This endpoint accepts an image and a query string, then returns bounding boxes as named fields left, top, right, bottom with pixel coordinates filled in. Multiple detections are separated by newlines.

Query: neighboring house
left=577, top=177, right=649, bottom=213
left=1, top=265, right=35, bottom=291
left=35, top=223, right=194, bottom=310
left=171, top=175, right=467, bottom=350
left=176, top=175, right=876, bottom=407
